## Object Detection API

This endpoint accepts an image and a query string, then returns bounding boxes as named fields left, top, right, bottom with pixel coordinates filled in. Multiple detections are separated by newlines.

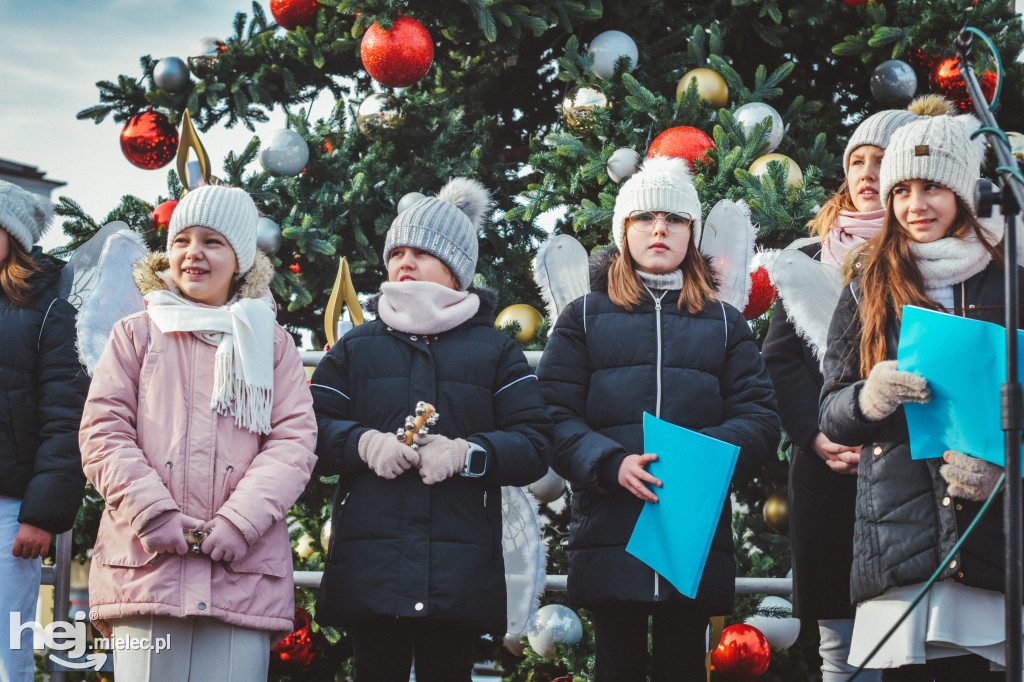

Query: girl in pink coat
left=79, top=184, right=317, bottom=681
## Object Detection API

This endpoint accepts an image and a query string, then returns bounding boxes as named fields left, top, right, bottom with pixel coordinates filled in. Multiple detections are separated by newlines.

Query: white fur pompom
left=436, top=177, right=492, bottom=229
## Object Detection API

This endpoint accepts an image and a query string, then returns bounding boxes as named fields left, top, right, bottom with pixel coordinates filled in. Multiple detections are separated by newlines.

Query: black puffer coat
left=0, top=253, right=88, bottom=533
left=819, top=260, right=1022, bottom=605
left=310, top=290, right=551, bottom=633
left=536, top=252, right=780, bottom=614
left=762, top=242, right=858, bottom=620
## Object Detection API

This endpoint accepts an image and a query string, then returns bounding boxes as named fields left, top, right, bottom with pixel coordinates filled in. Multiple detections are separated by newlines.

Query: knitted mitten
left=941, top=450, right=1004, bottom=501
left=358, top=429, right=421, bottom=479
left=858, top=360, right=930, bottom=421
left=414, top=434, right=469, bottom=485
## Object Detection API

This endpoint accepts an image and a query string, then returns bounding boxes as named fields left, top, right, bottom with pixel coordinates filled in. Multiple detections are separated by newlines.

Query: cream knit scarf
left=377, top=280, right=480, bottom=335
left=909, top=225, right=997, bottom=301
left=145, top=290, right=277, bottom=435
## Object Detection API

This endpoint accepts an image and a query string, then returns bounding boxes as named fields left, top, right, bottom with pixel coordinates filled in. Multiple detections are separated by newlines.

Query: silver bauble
left=397, top=191, right=426, bottom=214
left=320, top=517, right=332, bottom=552
left=561, top=85, right=611, bottom=135
left=744, top=596, right=800, bottom=649
left=528, top=468, right=566, bottom=503
left=733, top=102, right=785, bottom=154
left=606, top=147, right=640, bottom=182
left=259, top=128, right=309, bottom=176
left=503, top=632, right=526, bottom=657
left=870, top=59, right=918, bottom=106
left=527, top=604, right=583, bottom=659
left=356, top=94, right=403, bottom=136
left=256, top=217, right=282, bottom=254
left=153, top=57, right=190, bottom=91
left=588, top=30, right=639, bottom=80
left=187, top=37, right=227, bottom=78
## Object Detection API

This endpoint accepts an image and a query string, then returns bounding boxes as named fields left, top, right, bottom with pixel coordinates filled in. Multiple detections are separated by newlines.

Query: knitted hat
left=167, top=184, right=259, bottom=274
left=843, top=95, right=957, bottom=173
left=383, top=178, right=491, bottom=290
left=611, top=156, right=701, bottom=249
left=0, top=180, right=53, bottom=253
left=879, top=114, right=982, bottom=210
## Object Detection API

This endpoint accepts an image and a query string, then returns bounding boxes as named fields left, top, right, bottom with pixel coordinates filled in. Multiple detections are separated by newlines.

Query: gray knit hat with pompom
left=0, top=180, right=53, bottom=253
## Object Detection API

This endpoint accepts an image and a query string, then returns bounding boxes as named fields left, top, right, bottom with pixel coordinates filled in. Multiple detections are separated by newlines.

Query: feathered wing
left=436, top=177, right=492, bottom=228
left=73, top=224, right=148, bottom=374
left=502, top=486, right=547, bottom=636
left=771, top=248, right=844, bottom=364
left=699, top=199, right=756, bottom=309
left=533, top=234, right=590, bottom=329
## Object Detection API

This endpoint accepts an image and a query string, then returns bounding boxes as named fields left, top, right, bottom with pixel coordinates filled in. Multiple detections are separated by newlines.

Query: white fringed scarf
left=144, top=290, right=277, bottom=434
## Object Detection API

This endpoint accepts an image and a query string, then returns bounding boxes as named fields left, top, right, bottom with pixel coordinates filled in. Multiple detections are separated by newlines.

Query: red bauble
left=270, top=608, right=315, bottom=673
left=841, top=0, right=868, bottom=5
left=120, top=111, right=179, bottom=170
left=290, top=254, right=302, bottom=274
left=929, top=57, right=997, bottom=112
left=741, top=267, right=778, bottom=320
left=907, top=49, right=938, bottom=76
left=551, top=677, right=574, bottom=682
left=150, top=199, right=179, bottom=233
left=271, top=0, right=320, bottom=30
left=360, top=16, right=434, bottom=88
left=711, top=624, right=771, bottom=680
left=646, top=126, right=716, bottom=173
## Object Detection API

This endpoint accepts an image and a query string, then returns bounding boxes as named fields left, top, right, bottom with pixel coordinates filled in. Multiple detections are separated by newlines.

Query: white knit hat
left=843, top=109, right=922, bottom=173
left=0, top=180, right=53, bottom=253
left=167, top=184, right=259, bottom=274
left=879, top=115, right=982, bottom=210
left=611, top=156, right=701, bottom=249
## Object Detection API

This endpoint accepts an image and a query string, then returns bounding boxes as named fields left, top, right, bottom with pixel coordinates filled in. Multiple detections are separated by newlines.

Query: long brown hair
left=608, top=225, right=718, bottom=314
left=0, top=235, right=42, bottom=307
left=855, top=195, right=1001, bottom=378
left=808, top=180, right=858, bottom=239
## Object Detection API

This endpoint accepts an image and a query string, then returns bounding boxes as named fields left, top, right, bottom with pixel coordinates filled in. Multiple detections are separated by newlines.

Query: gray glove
left=358, top=429, right=420, bottom=479
left=858, top=360, right=930, bottom=421
left=940, top=450, right=1003, bottom=501
left=414, top=434, right=470, bottom=485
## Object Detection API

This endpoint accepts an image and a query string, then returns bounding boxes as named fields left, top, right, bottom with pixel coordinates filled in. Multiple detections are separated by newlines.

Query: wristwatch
left=461, top=442, right=487, bottom=478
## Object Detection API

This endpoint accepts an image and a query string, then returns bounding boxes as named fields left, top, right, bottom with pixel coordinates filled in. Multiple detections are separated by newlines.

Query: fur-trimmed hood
left=132, top=250, right=276, bottom=305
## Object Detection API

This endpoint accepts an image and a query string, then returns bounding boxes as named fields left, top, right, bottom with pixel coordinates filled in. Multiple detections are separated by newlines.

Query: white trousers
left=112, top=615, right=270, bottom=682
left=0, top=497, right=41, bottom=682
left=820, top=618, right=881, bottom=682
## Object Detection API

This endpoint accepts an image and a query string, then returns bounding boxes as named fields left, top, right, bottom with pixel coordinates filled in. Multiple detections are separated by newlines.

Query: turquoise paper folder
left=898, top=305, right=1022, bottom=469
left=625, top=412, right=740, bottom=598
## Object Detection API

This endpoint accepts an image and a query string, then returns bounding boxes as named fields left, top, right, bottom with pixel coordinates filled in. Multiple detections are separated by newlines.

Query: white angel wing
left=74, top=225, right=148, bottom=374
left=699, top=200, right=756, bottom=310
left=534, top=234, right=590, bottom=331
left=771, top=247, right=845, bottom=364
left=502, top=486, right=547, bottom=636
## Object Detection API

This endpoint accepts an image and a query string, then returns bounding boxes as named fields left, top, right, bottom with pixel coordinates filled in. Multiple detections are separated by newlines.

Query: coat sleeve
left=536, top=297, right=630, bottom=493
left=216, top=327, right=318, bottom=545
left=698, top=306, right=782, bottom=483
left=465, top=338, right=552, bottom=486
left=762, top=297, right=822, bottom=456
left=309, top=339, right=370, bottom=476
left=819, top=284, right=884, bottom=447
left=80, top=317, right=179, bottom=536
left=19, top=297, right=89, bottom=534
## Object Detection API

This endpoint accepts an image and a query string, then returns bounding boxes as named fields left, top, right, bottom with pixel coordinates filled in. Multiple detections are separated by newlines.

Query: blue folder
left=898, top=305, right=1020, bottom=468
left=625, top=412, right=740, bottom=598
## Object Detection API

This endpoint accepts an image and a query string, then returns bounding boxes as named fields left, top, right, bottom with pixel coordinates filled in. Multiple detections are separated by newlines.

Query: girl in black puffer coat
left=536, top=157, right=780, bottom=681
left=0, top=180, right=88, bottom=681
left=311, top=178, right=551, bottom=682
left=819, top=114, right=1022, bottom=679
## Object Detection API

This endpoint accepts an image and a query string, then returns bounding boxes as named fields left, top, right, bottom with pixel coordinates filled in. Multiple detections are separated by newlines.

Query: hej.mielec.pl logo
left=10, top=611, right=171, bottom=670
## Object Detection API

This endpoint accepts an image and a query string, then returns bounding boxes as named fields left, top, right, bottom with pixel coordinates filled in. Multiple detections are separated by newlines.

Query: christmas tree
left=63, top=0, right=1024, bottom=679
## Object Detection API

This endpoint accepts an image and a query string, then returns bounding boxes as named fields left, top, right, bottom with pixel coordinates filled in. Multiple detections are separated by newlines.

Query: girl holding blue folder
left=819, top=113, right=1020, bottom=679
left=536, top=157, right=780, bottom=681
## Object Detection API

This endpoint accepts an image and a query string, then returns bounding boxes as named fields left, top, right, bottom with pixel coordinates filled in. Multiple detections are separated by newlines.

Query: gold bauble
left=495, top=304, right=544, bottom=344
left=763, top=492, right=789, bottom=534
left=356, top=94, right=403, bottom=136
left=562, top=85, right=612, bottom=135
left=294, top=533, right=316, bottom=560
left=749, top=153, right=803, bottom=187
left=320, top=517, right=332, bottom=553
left=676, top=68, right=729, bottom=108
left=1008, top=131, right=1024, bottom=160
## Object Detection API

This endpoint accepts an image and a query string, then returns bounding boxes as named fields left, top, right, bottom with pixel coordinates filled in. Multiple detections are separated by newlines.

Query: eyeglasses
left=627, top=211, right=693, bottom=233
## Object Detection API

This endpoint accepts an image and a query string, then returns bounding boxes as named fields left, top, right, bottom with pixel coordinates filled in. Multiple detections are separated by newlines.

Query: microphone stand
left=957, top=26, right=1023, bottom=682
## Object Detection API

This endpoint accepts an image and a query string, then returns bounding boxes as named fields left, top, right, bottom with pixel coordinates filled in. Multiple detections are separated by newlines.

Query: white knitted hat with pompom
left=611, top=156, right=702, bottom=249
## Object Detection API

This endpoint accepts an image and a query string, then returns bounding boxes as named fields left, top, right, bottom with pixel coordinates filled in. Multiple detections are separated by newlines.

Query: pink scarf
left=377, top=280, right=480, bottom=335
left=820, top=208, right=885, bottom=268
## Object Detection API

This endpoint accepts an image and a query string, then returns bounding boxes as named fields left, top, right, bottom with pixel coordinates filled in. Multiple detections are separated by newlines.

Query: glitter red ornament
left=929, top=57, right=997, bottom=113
left=742, top=266, right=778, bottom=320
left=270, top=0, right=320, bottom=30
left=150, top=199, right=179, bottom=233
left=360, top=16, right=434, bottom=88
left=290, top=254, right=302, bottom=274
left=269, top=608, right=315, bottom=674
left=711, top=624, right=771, bottom=680
left=120, top=111, right=179, bottom=170
left=646, top=126, right=716, bottom=173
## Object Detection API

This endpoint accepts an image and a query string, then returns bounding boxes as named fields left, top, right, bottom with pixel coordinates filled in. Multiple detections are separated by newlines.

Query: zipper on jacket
left=642, top=284, right=668, bottom=600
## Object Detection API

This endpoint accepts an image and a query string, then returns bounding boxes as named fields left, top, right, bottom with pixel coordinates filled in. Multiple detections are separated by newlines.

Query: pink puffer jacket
left=80, top=251, right=316, bottom=641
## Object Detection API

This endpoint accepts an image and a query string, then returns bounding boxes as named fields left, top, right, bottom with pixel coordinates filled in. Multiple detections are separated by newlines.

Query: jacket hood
left=132, top=249, right=275, bottom=303
left=25, top=251, right=65, bottom=299
left=366, top=285, right=499, bottom=320
left=588, top=247, right=618, bottom=293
